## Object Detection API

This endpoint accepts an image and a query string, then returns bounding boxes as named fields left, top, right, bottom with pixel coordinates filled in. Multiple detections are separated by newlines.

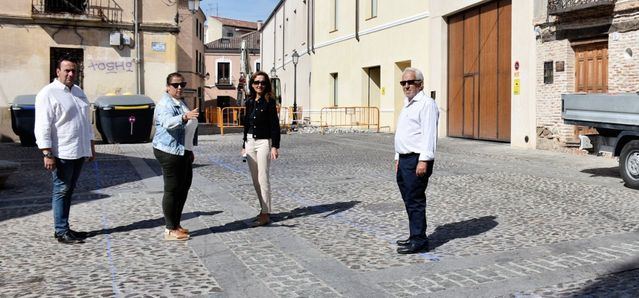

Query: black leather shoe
left=56, top=232, right=85, bottom=244
left=396, top=238, right=411, bottom=246
left=397, top=242, right=428, bottom=254
left=54, top=230, right=88, bottom=239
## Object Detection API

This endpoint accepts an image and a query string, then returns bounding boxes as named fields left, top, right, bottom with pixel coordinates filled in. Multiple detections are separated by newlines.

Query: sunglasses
left=400, top=80, right=422, bottom=87
left=169, top=82, right=187, bottom=88
left=252, top=80, right=267, bottom=86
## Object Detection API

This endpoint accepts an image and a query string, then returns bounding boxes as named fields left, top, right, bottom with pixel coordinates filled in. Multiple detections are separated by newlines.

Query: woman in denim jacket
left=152, top=72, right=199, bottom=241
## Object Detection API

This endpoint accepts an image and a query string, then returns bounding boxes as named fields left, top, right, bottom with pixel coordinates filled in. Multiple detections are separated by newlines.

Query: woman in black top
left=241, top=71, right=281, bottom=226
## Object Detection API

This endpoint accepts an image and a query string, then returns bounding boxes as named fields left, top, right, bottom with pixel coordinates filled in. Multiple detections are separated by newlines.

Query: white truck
left=562, top=93, right=639, bottom=189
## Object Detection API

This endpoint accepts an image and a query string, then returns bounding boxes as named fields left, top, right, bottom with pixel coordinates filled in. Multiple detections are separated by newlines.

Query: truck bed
left=562, top=93, right=639, bottom=131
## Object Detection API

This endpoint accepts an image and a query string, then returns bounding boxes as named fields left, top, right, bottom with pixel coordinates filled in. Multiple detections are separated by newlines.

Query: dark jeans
left=396, top=154, right=434, bottom=246
left=154, top=148, right=193, bottom=230
left=52, top=158, right=85, bottom=235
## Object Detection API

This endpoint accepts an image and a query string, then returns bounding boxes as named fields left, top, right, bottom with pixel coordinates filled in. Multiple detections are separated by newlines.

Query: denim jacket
left=152, top=93, right=194, bottom=156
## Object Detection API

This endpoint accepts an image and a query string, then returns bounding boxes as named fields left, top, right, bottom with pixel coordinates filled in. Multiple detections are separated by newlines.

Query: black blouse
left=242, top=97, right=281, bottom=149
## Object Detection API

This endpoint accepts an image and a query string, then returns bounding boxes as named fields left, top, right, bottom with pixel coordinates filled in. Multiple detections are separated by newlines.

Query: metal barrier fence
left=217, top=107, right=245, bottom=135
left=319, top=106, right=380, bottom=133
left=204, top=105, right=294, bottom=135
left=278, top=106, right=306, bottom=130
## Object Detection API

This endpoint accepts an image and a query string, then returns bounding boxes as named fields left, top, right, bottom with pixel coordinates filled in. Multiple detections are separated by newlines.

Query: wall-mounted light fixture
left=188, top=0, right=200, bottom=14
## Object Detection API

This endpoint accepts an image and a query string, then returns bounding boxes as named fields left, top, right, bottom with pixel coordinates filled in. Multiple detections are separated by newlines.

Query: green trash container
left=10, top=94, right=37, bottom=147
left=94, top=95, right=155, bottom=144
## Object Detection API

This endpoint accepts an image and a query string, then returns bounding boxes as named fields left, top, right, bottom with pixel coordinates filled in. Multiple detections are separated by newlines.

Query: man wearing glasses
left=394, top=67, right=439, bottom=254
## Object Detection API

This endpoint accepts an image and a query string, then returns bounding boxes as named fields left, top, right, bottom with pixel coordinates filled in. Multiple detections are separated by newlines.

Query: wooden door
left=575, top=42, right=608, bottom=93
left=447, top=0, right=511, bottom=142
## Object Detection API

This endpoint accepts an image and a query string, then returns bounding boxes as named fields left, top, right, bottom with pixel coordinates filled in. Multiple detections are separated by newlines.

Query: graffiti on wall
left=86, top=59, right=134, bottom=74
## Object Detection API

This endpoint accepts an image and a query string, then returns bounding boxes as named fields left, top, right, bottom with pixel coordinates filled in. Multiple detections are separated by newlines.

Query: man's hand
left=88, top=141, right=96, bottom=162
left=416, top=161, right=428, bottom=177
left=394, top=160, right=399, bottom=173
left=44, top=156, right=56, bottom=171
left=270, top=148, right=279, bottom=160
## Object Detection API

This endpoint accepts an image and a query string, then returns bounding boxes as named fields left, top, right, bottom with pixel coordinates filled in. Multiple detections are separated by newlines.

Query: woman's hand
left=270, top=148, right=279, bottom=160
left=183, top=108, right=199, bottom=122
left=241, top=148, right=246, bottom=156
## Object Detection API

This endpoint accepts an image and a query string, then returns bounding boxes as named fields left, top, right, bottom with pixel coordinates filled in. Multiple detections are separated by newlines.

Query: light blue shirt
left=152, top=93, right=191, bottom=156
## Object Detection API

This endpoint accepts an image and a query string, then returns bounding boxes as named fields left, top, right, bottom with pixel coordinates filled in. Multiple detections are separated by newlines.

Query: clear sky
left=200, top=0, right=280, bottom=22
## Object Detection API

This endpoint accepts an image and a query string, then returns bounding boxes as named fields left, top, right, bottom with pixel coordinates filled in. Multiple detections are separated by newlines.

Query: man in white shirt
left=394, top=67, right=439, bottom=254
left=34, top=56, right=95, bottom=244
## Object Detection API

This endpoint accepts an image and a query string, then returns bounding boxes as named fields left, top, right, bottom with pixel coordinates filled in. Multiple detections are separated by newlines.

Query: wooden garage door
left=448, top=0, right=511, bottom=142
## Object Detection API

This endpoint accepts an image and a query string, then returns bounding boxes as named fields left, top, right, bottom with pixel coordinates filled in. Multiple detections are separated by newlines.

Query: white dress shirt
left=394, top=91, right=439, bottom=161
left=34, top=79, right=94, bottom=159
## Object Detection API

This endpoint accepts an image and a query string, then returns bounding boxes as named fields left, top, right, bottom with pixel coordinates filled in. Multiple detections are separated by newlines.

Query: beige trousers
left=245, top=138, right=272, bottom=213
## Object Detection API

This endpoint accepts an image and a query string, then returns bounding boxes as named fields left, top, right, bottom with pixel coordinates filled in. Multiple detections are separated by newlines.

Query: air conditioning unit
left=109, top=32, right=121, bottom=46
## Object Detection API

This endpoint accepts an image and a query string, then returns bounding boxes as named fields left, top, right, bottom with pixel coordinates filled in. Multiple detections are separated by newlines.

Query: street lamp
left=188, top=0, right=200, bottom=13
left=291, top=50, right=299, bottom=129
left=270, top=66, right=277, bottom=78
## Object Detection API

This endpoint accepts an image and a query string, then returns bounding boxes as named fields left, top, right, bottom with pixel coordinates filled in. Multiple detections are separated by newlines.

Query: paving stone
left=1, top=134, right=638, bottom=296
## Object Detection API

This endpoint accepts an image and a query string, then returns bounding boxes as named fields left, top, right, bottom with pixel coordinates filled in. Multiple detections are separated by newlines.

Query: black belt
left=399, top=152, right=419, bottom=158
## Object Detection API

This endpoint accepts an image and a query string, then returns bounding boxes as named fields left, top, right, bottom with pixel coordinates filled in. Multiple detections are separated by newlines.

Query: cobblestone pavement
left=1, top=133, right=638, bottom=297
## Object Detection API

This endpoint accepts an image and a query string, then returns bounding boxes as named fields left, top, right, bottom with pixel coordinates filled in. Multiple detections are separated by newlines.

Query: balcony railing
left=548, top=0, right=615, bottom=15
left=32, top=0, right=123, bottom=23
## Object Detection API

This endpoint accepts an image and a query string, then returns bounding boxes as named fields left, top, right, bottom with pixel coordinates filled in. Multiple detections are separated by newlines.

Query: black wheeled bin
left=10, top=94, right=37, bottom=147
left=94, top=95, right=155, bottom=144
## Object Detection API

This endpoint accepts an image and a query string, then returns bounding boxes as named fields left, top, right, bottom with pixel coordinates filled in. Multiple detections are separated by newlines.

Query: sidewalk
left=1, top=133, right=638, bottom=297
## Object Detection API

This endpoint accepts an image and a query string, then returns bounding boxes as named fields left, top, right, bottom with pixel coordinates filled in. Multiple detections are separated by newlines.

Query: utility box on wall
left=109, top=32, right=121, bottom=46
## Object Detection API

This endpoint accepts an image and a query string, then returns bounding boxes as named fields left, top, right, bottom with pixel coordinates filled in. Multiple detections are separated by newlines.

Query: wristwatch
left=43, top=151, right=54, bottom=159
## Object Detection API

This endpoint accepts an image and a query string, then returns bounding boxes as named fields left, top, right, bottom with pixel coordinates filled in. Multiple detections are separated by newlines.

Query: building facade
left=534, top=0, right=639, bottom=150
left=260, top=0, right=537, bottom=148
left=259, top=0, right=314, bottom=124
left=0, top=0, right=203, bottom=142
left=176, top=1, right=206, bottom=113
left=206, top=16, right=259, bottom=43
left=204, top=18, right=260, bottom=112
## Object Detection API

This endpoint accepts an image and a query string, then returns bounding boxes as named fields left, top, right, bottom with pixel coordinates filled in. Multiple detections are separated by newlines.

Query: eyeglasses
left=400, top=80, right=422, bottom=87
left=252, top=80, right=267, bottom=86
left=169, top=82, right=187, bottom=88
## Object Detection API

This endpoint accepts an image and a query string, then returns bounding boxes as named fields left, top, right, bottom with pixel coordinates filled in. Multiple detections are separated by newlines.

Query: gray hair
left=403, top=67, right=424, bottom=81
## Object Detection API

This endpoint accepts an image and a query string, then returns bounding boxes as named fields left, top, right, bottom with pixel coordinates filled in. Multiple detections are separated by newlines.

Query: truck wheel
left=619, top=140, right=639, bottom=190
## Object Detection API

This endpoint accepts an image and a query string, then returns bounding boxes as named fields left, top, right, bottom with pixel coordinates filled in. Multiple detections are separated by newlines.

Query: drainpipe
left=134, top=0, right=141, bottom=94
left=273, top=13, right=277, bottom=71
left=282, top=2, right=285, bottom=70
left=355, top=0, right=359, bottom=41
left=307, top=0, right=310, bottom=54
left=311, top=0, right=315, bottom=53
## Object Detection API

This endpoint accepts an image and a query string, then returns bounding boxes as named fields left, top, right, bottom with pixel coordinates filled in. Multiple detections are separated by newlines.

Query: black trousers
left=396, top=154, right=433, bottom=246
left=154, top=148, right=193, bottom=230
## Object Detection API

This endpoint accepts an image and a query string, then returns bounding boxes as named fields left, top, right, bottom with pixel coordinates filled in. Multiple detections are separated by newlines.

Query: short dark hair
left=248, top=71, right=273, bottom=102
left=166, top=72, right=185, bottom=85
left=56, top=55, right=78, bottom=69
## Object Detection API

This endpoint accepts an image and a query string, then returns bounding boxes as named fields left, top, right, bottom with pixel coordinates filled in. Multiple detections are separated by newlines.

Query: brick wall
left=535, top=38, right=576, bottom=150
left=608, top=30, right=639, bottom=92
